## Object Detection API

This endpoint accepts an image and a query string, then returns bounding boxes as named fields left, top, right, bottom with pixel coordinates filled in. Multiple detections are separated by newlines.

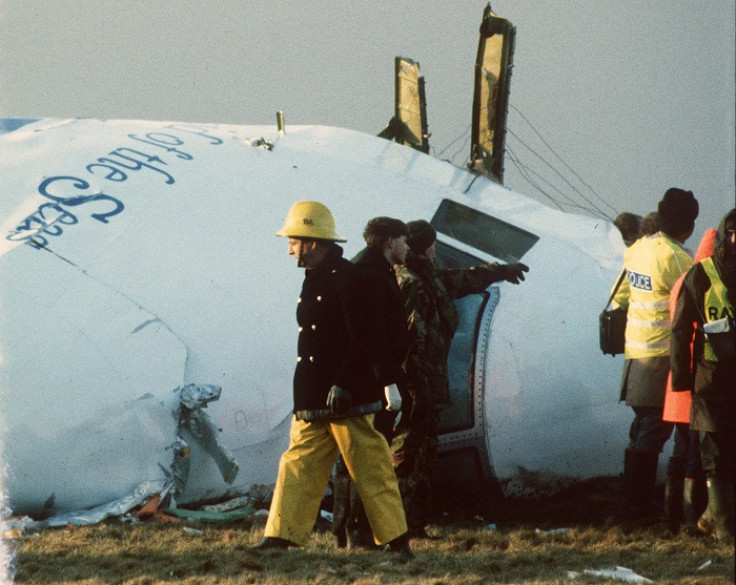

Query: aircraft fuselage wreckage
left=0, top=7, right=630, bottom=522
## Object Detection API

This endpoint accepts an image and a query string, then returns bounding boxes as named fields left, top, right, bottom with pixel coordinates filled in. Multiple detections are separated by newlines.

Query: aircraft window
left=435, top=239, right=483, bottom=269
left=438, top=293, right=486, bottom=433
left=431, top=199, right=539, bottom=262
left=434, top=241, right=488, bottom=433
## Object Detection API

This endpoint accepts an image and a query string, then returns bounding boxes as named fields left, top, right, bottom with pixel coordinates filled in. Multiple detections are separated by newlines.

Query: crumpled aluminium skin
left=7, top=383, right=240, bottom=530
left=174, top=383, right=240, bottom=491
left=6, top=480, right=169, bottom=530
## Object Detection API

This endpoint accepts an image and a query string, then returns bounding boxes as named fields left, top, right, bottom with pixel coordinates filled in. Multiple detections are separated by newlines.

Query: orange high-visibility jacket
left=662, top=229, right=717, bottom=423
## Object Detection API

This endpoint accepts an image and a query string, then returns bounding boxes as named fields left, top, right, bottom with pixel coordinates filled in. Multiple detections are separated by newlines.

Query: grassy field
left=7, top=478, right=735, bottom=585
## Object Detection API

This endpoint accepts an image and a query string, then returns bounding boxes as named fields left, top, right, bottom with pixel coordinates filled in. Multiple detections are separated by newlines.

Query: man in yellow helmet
left=612, top=188, right=699, bottom=518
left=252, top=201, right=412, bottom=560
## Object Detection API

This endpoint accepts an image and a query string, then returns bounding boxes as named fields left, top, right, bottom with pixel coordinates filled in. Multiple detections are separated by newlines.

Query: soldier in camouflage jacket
left=392, top=219, right=528, bottom=537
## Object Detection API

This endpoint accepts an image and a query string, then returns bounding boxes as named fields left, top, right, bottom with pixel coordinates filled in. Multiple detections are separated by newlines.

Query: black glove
left=502, top=262, right=529, bottom=284
left=326, top=385, right=352, bottom=415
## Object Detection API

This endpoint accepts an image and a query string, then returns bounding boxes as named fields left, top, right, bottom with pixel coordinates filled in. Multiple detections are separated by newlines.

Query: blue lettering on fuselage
left=6, top=123, right=224, bottom=248
left=627, top=270, right=653, bottom=291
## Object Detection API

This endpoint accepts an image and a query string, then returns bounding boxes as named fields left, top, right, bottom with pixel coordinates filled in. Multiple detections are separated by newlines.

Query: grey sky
left=1, top=1, right=734, bottom=243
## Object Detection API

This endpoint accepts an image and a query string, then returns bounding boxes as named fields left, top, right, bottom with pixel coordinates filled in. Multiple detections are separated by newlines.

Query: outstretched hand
left=503, top=262, right=529, bottom=284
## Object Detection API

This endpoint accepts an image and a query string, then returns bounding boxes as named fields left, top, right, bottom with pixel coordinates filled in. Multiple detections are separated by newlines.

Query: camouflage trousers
left=391, top=409, right=440, bottom=532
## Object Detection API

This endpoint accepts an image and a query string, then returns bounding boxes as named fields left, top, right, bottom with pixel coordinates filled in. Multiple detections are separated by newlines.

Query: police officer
left=392, top=219, right=529, bottom=538
left=252, top=201, right=412, bottom=560
left=612, top=188, right=699, bottom=517
left=671, top=208, right=736, bottom=541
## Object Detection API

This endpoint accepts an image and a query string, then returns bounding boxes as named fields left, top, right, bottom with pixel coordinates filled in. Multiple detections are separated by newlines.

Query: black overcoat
left=293, top=244, right=383, bottom=420
left=351, top=246, right=408, bottom=390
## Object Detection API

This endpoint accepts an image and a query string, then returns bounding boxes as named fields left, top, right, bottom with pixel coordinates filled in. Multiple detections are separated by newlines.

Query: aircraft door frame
left=435, top=285, right=500, bottom=488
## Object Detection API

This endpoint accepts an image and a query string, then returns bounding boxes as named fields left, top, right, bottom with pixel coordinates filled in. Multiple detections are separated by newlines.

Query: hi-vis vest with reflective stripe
left=700, top=256, right=735, bottom=362
left=613, top=233, right=693, bottom=359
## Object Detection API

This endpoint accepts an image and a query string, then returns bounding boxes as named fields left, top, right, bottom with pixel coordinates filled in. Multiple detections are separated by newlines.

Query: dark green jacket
left=395, top=250, right=509, bottom=410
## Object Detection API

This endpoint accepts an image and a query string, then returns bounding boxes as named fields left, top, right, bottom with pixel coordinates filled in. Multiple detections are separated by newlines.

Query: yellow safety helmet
left=276, top=200, right=347, bottom=242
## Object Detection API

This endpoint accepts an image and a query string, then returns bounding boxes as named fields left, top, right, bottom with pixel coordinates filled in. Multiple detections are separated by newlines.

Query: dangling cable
left=510, top=104, right=618, bottom=216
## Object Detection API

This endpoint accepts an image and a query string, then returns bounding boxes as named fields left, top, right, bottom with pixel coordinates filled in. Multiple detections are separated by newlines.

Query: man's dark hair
left=657, top=188, right=698, bottom=237
left=641, top=212, right=659, bottom=237
left=614, top=212, right=643, bottom=245
left=363, top=217, right=408, bottom=249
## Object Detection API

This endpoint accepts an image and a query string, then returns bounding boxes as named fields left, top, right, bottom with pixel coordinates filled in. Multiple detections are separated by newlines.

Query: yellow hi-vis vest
left=612, top=233, right=693, bottom=359
left=700, top=256, right=736, bottom=362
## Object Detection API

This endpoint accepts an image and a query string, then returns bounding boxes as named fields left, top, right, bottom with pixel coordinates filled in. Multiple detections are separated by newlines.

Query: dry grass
left=7, top=478, right=735, bottom=585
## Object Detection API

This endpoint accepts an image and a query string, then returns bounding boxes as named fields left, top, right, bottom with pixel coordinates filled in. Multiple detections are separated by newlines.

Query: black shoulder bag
left=599, top=271, right=627, bottom=356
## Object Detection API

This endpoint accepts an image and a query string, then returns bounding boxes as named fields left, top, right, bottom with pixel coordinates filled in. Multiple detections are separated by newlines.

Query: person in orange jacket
left=662, top=229, right=716, bottom=532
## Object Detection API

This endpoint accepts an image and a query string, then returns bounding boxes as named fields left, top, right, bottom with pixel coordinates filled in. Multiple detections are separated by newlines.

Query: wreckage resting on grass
left=0, top=116, right=631, bottom=524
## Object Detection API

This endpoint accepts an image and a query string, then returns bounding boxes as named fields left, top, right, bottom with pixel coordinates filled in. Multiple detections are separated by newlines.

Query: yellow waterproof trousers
left=264, top=414, right=407, bottom=546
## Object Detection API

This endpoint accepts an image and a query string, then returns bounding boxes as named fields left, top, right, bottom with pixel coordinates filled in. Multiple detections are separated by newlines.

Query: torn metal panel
left=378, top=57, right=429, bottom=153
left=3, top=383, right=239, bottom=528
left=174, top=384, right=240, bottom=490
left=45, top=480, right=169, bottom=528
left=470, top=5, right=515, bottom=183
left=394, top=57, right=429, bottom=153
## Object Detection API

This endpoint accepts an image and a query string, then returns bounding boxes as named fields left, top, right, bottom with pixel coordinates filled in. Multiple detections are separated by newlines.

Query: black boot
left=347, top=528, right=378, bottom=550
left=335, top=531, right=347, bottom=549
left=383, top=532, right=414, bottom=562
left=345, top=485, right=378, bottom=550
left=624, top=449, right=660, bottom=520
left=664, top=475, right=684, bottom=531
left=706, top=477, right=735, bottom=542
left=683, top=477, right=708, bottom=532
left=250, top=537, right=298, bottom=551
left=331, top=460, right=351, bottom=548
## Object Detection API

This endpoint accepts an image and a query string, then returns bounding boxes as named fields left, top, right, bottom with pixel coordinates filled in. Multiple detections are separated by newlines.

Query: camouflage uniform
left=392, top=249, right=514, bottom=534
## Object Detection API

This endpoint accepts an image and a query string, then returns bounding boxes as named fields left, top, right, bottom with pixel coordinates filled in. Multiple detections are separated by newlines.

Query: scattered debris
left=31, top=480, right=167, bottom=530
left=2, top=517, right=34, bottom=538
left=2, top=530, right=21, bottom=541
left=166, top=505, right=255, bottom=523
left=201, top=496, right=252, bottom=513
left=567, top=566, right=653, bottom=584
left=502, top=467, right=578, bottom=498
left=243, top=137, right=274, bottom=150
left=535, top=527, right=570, bottom=536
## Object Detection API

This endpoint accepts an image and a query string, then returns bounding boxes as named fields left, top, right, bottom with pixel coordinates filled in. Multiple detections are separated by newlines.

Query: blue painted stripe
left=0, top=118, right=41, bottom=135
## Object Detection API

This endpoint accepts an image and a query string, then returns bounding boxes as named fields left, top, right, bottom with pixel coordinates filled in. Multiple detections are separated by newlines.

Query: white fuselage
left=0, top=118, right=630, bottom=516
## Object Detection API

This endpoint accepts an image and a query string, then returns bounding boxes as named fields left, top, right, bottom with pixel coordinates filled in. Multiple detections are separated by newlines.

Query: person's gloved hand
left=384, top=384, right=402, bottom=411
left=502, top=262, right=529, bottom=284
left=326, top=385, right=352, bottom=415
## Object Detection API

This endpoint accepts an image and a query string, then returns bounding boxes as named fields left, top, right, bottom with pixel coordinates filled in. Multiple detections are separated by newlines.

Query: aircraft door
left=432, top=241, right=502, bottom=502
